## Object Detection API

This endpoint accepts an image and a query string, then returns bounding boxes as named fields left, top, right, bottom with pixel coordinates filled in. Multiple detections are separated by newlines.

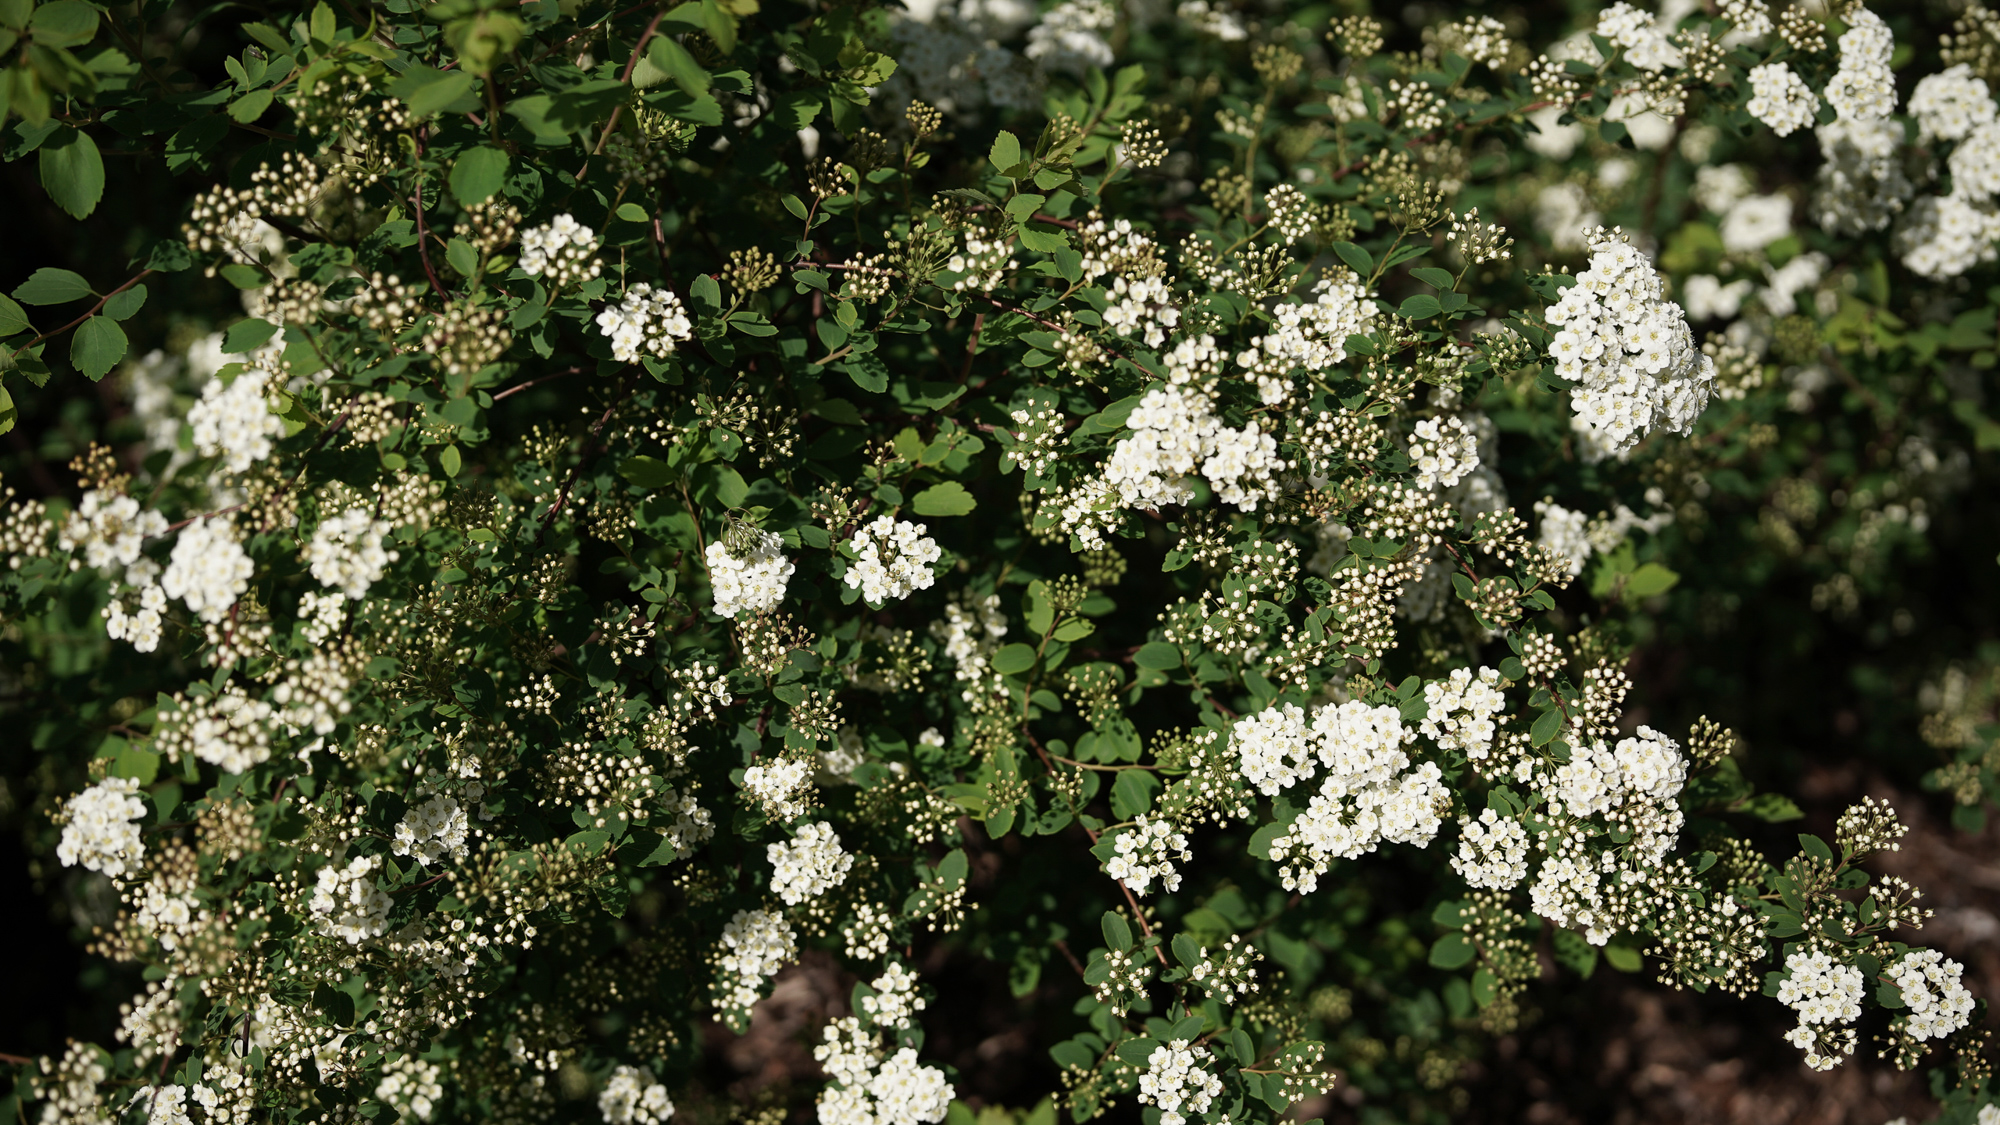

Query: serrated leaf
left=0, top=293, right=27, bottom=335
left=228, top=88, right=274, bottom=123
left=102, top=285, right=146, bottom=322
left=912, top=481, right=976, bottom=516
left=989, top=129, right=1020, bottom=172
left=69, top=315, right=126, bottom=380
left=449, top=145, right=510, bottom=207
left=1797, top=833, right=1834, bottom=864
left=38, top=129, right=103, bottom=219
left=647, top=35, right=710, bottom=97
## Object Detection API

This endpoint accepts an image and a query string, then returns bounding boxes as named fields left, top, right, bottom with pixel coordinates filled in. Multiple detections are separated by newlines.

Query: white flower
left=519, top=213, right=601, bottom=286
left=306, top=508, right=398, bottom=600
left=1761, top=251, right=1829, bottom=315
left=714, top=907, right=797, bottom=1012
left=376, top=1056, right=446, bottom=1122
left=706, top=530, right=794, bottom=618
left=161, top=516, right=253, bottom=624
left=1746, top=63, right=1820, bottom=137
left=1136, top=1040, right=1223, bottom=1125
left=594, top=283, right=693, bottom=364
left=1895, top=194, right=2000, bottom=279
left=1023, top=0, right=1114, bottom=74
left=1452, top=807, right=1530, bottom=890
left=844, top=516, right=942, bottom=604
left=1910, top=64, right=1997, bottom=143
left=767, top=820, right=853, bottom=905
left=393, top=794, right=470, bottom=866
left=188, top=364, right=285, bottom=474
left=859, top=962, right=927, bottom=1031
left=599, top=1064, right=675, bottom=1125
left=1824, top=6, right=1896, bottom=123
left=1682, top=274, right=1754, bottom=321
left=58, top=490, right=167, bottom=572
left=742, top=757, right=813, bottom=821
left=1888, top=949, right=1976, bottom=1041
left=56, top=776, right=148, bottom=878
left=1420, top=666, right=1507, bottom=758
left=310, top=855, right=393, bottom=944
left=1813, top=118, right=1911, bottom=235
left=1777, top=949, right=1866, bottom=1026
left=1719, top=194, right=1792, bottom=253
left=1106, top=814, right=1192, bottom=895
left=1408, top=415, right=1479, bottom=491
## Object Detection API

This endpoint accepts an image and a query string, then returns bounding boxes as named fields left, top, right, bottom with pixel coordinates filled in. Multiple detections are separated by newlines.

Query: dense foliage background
left=3, top=0, right=2000, bottom=1121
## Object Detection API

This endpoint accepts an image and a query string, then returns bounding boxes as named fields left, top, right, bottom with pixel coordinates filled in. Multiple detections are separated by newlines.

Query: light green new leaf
left=912, top=481, right=976, bottom=516
left=70, top=315, right=127, bottom=381
left=989, top=129, right=1020, bottom=172
left=1625, top=562, right=1679, bottom=597
left=39, top=129, right=103, bottom=220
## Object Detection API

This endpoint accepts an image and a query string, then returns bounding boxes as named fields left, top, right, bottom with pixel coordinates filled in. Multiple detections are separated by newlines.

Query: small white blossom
left=767, top=820, right=853, bottom=905
left=594, top=283, right=693, bottom=364
left=188, top=365, right=285, bottom=473
left=160, top=516, right=252, bottom=624
left=706, top=530, right=794, bottom=618
left=310, top=855, right=393, bottom=944
left=306, top=508, right=398, bottom=600
left=58, top=490, right=167, bottom=572
left=599, top=1064, right=675, bottom=1125
left=1746, top=63, right=1820, bottom=137
left=844, top=516, right=942, bottom=603
left=56, top=776, right=148, bottom=879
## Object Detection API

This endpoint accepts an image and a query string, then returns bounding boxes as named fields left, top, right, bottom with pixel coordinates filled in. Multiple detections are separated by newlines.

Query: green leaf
left=615, top=202, right=649, bottom=222
left=228, top=89, right=274, bottom=123
left=1797, top=833, right=1835, bottom=864
left=0, top=293, right=27, bottom=335
left=439, top=444, right=462, bottom=477
left=1625, top=562, right=1679, bottom=597
left=991, top=643, right=1036, bottom=676
left=221, top=318, right=278, bottom=353
left=0, top=384, right=14, bottom=436
left=1134, top=642, right=1182, bottom=670
left=445, top=238, right=477, bottom=277
left=989, top=129, right=1021, bottom=172
left=1410, top=266, right=1455, bottom=289
left=449, top=145, right=510, bottom=207
left=1100, top=910, right=1133, bottom=952
left=1171, top=933, right=1202, bottom=967
left=647, top=35, right=710, bottom=97
left=1739, top=793, right=1804, bottom=822
left=391, top=66, right=475, bottom=117
left=69, top=315, right=126, bottom=380
left=38, top=129, right=102, bottom=219
left=1331, top=241, right=1373, bottom=275
left=28, top=0, right=96, bottom=47
left=1427, top=933, right=1474, bottom=970
left=619, top=455, right=675, bottom=490
left=1398, top=294, right=1442, bottom=320
left=1530, top=708, right=1562, bottom=747
left=1109, top=769, right=1159, bottom=819
left=1603, top=944, right=1643, bottom=972
left=912, top=481, right=976, bottom=516
left=102, top=285, right=146, bottom=322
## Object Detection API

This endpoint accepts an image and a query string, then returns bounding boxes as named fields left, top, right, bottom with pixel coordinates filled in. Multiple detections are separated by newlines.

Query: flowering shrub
left=4, top=0, right=2000, bottom=1122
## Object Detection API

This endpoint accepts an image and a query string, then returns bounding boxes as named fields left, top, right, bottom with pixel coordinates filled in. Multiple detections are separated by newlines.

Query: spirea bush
left=5, top=0, right=2000, bottom=1121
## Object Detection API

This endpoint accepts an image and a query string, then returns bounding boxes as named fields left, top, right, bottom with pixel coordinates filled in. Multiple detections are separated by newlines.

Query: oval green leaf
left=39, top=129, right=103, bottom=220
left=70, top=315, right=127, bottom=381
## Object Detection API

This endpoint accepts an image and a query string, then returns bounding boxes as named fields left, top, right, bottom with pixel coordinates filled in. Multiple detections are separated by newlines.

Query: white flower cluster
left=188, top=366, right=285, bottom=473
left=706, top=531, right=795, bottom=618
left=767, top=820, right=853, bottom=905
left=1745, top=63, right=1819, bottom=137
left=930, top=590, right=1007, bottom=685
left=519, top=213, right=602, bottom=287
left=594, top=283, right=693, bottom=364
left=1105, top=383, right=1283, bottom=513
left=392, top=794, right=470, bottom=866
left=1718, top=194, right=1791, bottom=254
left=947, top=233, right=1013, bottom=292
left=375, top=1056, right=445, bottom=1122
left=1106, top=813, right=1192, bottom=895
left=310, top=855, right=393, bottom=944
left=859, top=961, right=926, bottom=1030
left=815, top=1019, right=954, bottom=1125
left=844, top=516, right=941, bottom=604
left=1545, top=727, right=1688, bottom=824
left=1420, top=666, right=1507, bottom=757
left=1778, top=948, right=1866, bottom=1026
left=742, top=757, right=813, bottom=821
left=1813, top=118, right=1911, bottom=235
left=175, top=686, right=275, bottom=773
left=106, top=561, right=169, bottom=653
left=306, top=508, right=397, bottom=600
left=58, top=490, right=166, bottom=571
left=1022, top=0, right=1113, bottom=74
left=1102, top=275, right=1179, bottom=349
left=1452, top=807, right=1531, bottom=889
left=1239, top=272, right=1377, bottom=398
left=131, top=1081, right=250, bottom=1125
left=161, top=517, right=252, bottom=624
left=599, top=1064, right=675, bottom=1125
left=714, top=906, right=797, bottom=1012
left=1408, top=416, right=1478, bottom=491
left=1534, top=499, right=1591, bottom=577
left=56, top=776, right=148, bottom=878
left=1888, top=948, right=1976, bottom=1041
left=658, top=783, right=715, bottom=853
left=1544, top=228, right=1715, bottom=457
left=1236, top=701, right=1446, bottom=890
left=1136, top=1040, right=1223, bottom=1125
left=1597, top=1, right=1682, bottom=70
left=1896, top=193, right=2000, bottom=279
left=1824, top=6, right=1896, bottom=123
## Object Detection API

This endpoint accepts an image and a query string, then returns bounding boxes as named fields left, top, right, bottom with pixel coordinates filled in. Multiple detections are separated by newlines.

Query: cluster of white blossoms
left=310, top=855, right=393, bottom=944
left=1452, top=807, right=1531, bottom=889
left=161, top=517, right=252, bottom=624
left=594, top=283, right=693, bottom=364
left=705, top=531, right=795, bottom=618
left=1544, top=228, right=1715, bottom=457
left=598, top=1064, right=675, bottom=1125
left=1407, top=416, right=1479, bottom=491
left=714, top=907, right=797, bottom=1012
left=1813, top=118, right=1911, bottom=235
left=58, top=491, right=166, bottom=571
left=305, top=508, right=397, bottom=600
left=1103, top=274, right=1180, bottom=348
left=1746, top=63, right=1819, bottom=136
left=1597, top=1, right=1681, bottom=71
left=1022, top=0, right=1114, bottom=74
left=929, top=590, right=1007, bottom=686
left=814, top=1019, right=954, bottom=1125
left=56, top=776, right=148, bottom=879
left=741, top=757, right=813, bottom=821
left=518, top=213, right=602, bottom=287
left=1238, top=701, right=1446, bottom=891
left=1718, top=194, right=1791, bottom=254
left=1105, top=382, right=1283, bottom=513
left=946, top=233, right=1013, bottom=292
left=1895, top=193, right=2000, bottom=279
left=1912, top=65, right=1996, bottom=143
left=1889, top=949, right=1977, bottom=1041
left=844, top=516, right=941, bottom=604
left=105, top=566, right=169, bottom=653
left=1825, top=6, right=1896, bottom=123
left=1534, top=498, right=1591, bottom=577
left=1419, top=666, right=1507, bottom=758
left=1136, top=1040, right=1223, bottom=1125
left=188, top=365, right=285, bottom=473
left=1777, top=948, right=1867, bottom=1067
left=1106, top=813, right=1192, bottom=895
left=392, top=794, right=471, bottom=866
left=767, top=821, right=853, bottom=905
left=1542, top=727, right=1687, bottom=852
left=1236, top=272, right=1377, bottom=404
left=375, top=1056, right=445, bottom=1122
left=858, top=961, right=925, bottom=1030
